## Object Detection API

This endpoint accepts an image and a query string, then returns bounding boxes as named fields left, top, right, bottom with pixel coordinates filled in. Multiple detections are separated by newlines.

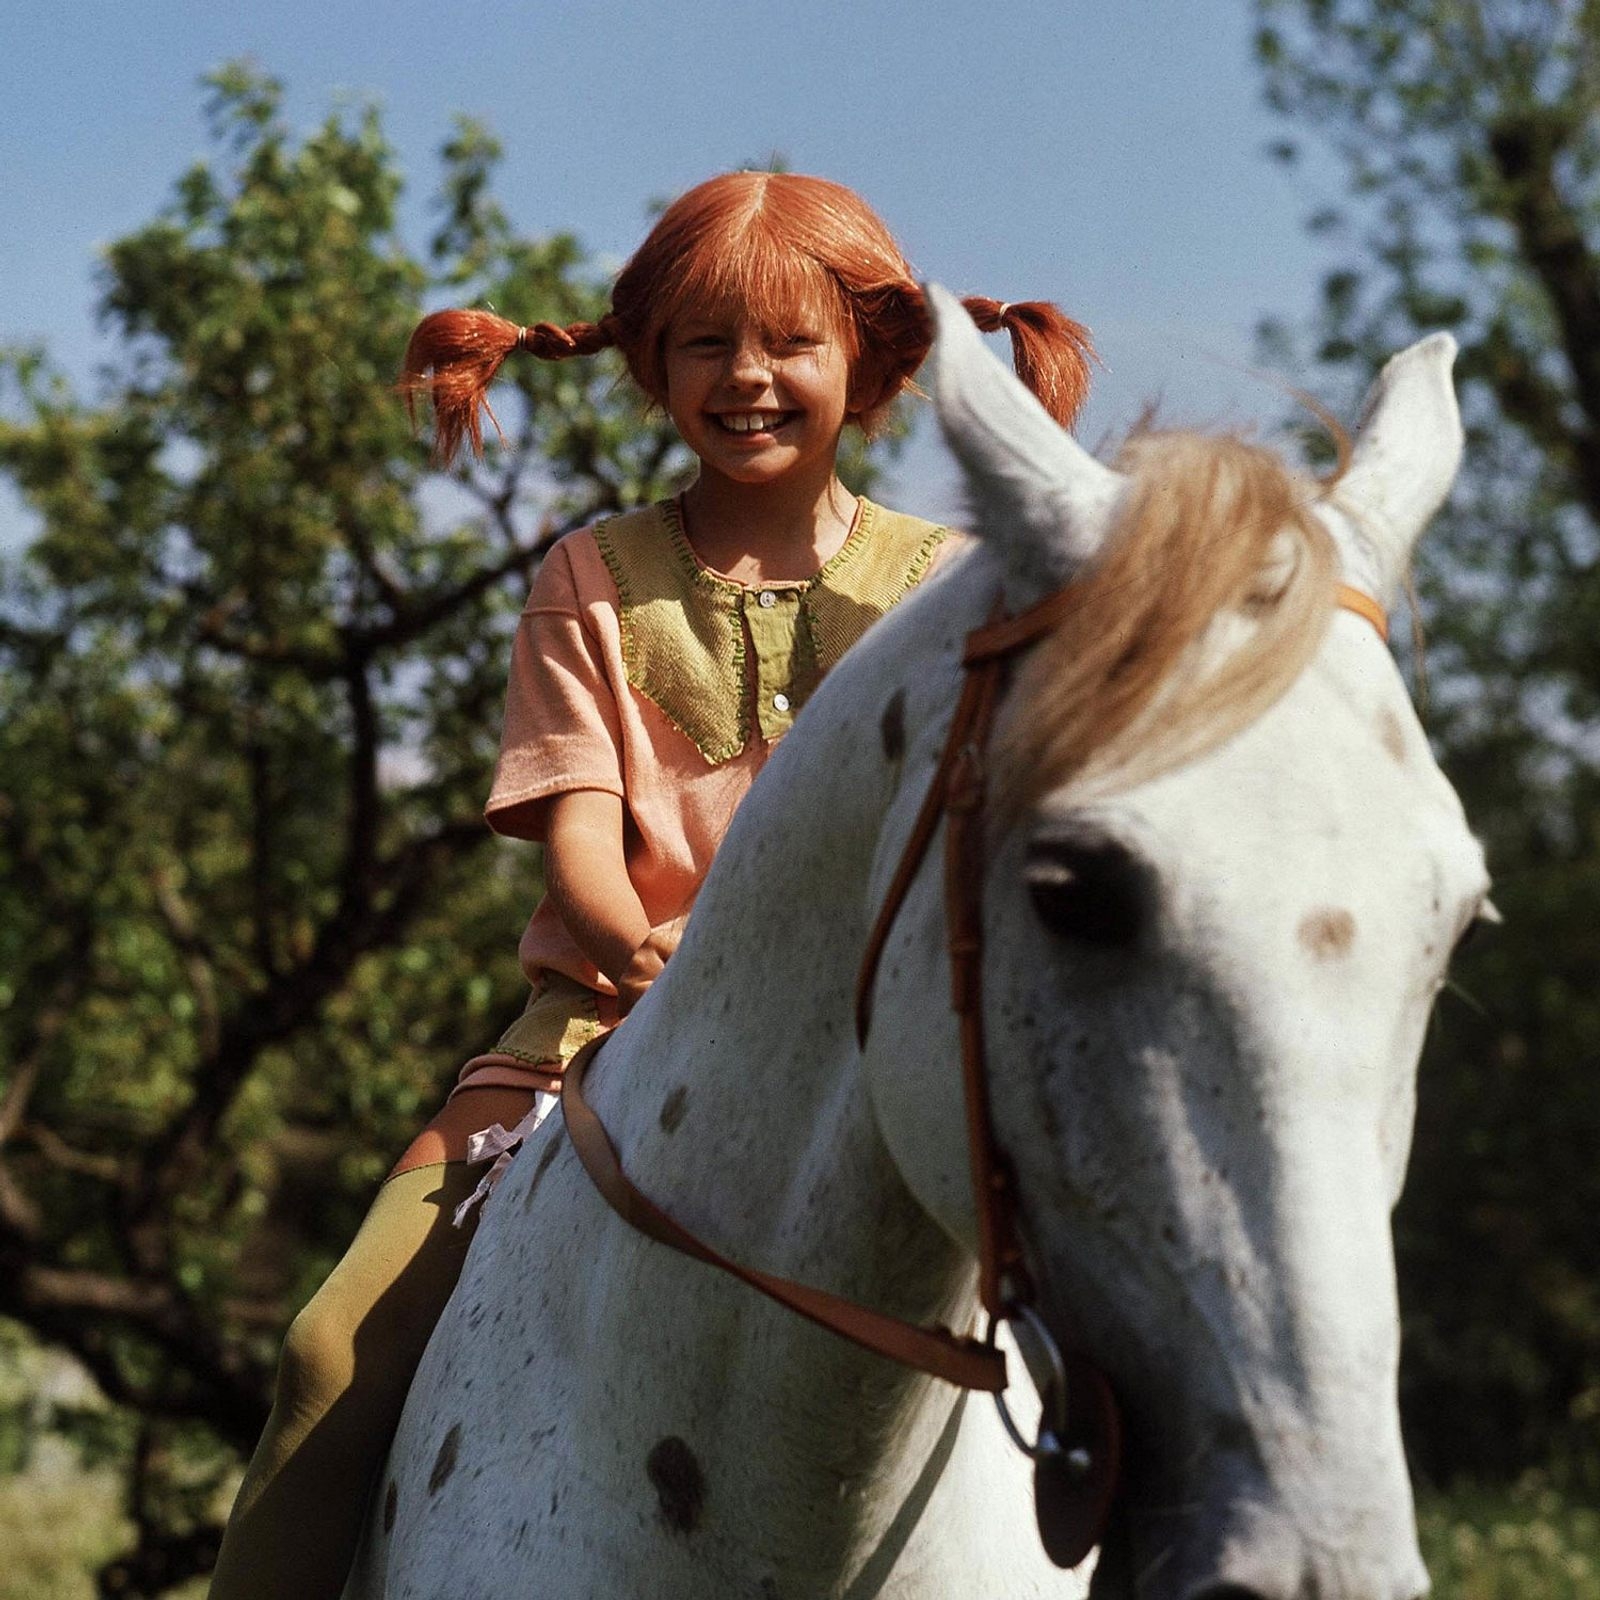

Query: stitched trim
left=597, top=502, right=750, bottom=764
left=797, top=505, right=951, bottom=693
left=903, top=524, right=951, bottom=591
left=481, top=1044, right=567, bottom=1067
left=811, top=495, right=877, bottom=582
left=660, top=497, right=750, bottom=759
left=595, top=498, right=948, bottom=765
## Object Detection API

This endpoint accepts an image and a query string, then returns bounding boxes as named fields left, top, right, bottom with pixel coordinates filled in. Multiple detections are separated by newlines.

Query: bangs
left=610, top=170, right=918, bottom=411
left=654, top=214, right=853, bottom=347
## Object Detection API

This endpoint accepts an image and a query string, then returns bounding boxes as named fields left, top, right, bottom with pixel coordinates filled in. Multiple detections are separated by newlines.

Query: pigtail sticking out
left=396, top=179, right=1100, bottom=462
left=961, top=296, right=1097, bottom=431
left=400, top=309, right=616, bottom=465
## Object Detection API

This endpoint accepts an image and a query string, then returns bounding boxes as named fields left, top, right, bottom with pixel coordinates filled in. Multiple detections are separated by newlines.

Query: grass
left=1419, top=1475, right=1600, bottom=1600
left=0, top=1442, right=130, bottom=1600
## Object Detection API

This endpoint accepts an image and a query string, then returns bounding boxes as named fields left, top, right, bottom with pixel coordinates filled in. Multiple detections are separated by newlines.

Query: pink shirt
left=487, top=532, right=765, bottom=993
left=485, top=498, right=951, bottom=996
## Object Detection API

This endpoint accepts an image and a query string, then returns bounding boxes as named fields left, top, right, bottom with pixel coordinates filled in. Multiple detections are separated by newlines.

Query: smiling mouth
left=714, top=411, right=796, bottom=436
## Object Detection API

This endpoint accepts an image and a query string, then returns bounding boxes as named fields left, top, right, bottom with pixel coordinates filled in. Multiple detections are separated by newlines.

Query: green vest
left=594, top=497, right=950, bottom=764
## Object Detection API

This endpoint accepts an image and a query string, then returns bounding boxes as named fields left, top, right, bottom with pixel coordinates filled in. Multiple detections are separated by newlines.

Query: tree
left=1255, top=0, right=1600, bottom=1490
left=0, top=65, right=701, bottom=1594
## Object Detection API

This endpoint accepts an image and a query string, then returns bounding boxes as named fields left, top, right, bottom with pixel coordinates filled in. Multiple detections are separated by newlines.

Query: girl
left=209, top=169, right=1094, bottom=1599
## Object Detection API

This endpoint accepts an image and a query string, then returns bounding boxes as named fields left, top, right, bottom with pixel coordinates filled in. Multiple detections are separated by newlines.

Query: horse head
left=863, top=287, right=1489, bottom=1599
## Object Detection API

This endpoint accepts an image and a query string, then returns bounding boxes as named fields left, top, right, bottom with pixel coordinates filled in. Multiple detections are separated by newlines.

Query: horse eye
left=1024, top=826, right=1153, bottom=947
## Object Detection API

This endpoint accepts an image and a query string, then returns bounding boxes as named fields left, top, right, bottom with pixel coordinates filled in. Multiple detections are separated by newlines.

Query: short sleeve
left=485, top=542, right=626, bottom=842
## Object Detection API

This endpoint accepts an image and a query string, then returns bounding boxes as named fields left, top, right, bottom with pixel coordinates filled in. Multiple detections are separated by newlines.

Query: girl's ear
left=847, top=363, right=890, bottom=418
left=847, top=351, right=914, bottom=430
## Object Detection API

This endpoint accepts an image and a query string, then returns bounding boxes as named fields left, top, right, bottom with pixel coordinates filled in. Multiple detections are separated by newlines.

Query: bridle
left=561, top=577, right=1389, bottom=1568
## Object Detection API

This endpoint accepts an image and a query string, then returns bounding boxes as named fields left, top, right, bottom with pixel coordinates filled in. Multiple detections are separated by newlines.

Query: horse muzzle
left=1092, top=1480, right=1430, bottom=1600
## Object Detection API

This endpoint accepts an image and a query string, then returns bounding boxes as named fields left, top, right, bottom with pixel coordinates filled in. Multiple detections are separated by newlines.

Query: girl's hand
left=615, top=921, right=684, bottom=1016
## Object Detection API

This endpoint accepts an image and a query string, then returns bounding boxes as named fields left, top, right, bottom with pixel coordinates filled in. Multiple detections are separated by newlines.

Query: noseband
left=562, top=578, right=1388, bottom=1568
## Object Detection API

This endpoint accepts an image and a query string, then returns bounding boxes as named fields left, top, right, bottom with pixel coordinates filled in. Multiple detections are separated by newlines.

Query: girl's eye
left=673, top=330, right=727, bottom=350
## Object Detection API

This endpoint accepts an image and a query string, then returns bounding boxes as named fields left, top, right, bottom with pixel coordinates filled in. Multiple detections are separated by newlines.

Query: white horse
left=348, top=287, right=1489, bottom=1600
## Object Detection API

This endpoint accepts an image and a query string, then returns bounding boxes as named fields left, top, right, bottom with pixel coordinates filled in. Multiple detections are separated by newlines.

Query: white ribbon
left=452, top=1092, right=557, bottom=1227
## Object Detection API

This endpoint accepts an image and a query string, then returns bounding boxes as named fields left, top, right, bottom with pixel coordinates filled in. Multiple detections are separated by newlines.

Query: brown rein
left=561, top=1029, right=1003, bottom=1389
left=558, top=578, right=1389, bottom=1483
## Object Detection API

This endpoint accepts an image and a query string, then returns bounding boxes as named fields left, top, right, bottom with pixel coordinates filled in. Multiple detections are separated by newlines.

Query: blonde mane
left=994, top=429, right=1340, bottom=814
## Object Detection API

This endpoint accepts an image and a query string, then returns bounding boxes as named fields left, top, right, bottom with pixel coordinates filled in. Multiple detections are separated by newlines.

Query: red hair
left=402, top=171, right=1096, bottom=464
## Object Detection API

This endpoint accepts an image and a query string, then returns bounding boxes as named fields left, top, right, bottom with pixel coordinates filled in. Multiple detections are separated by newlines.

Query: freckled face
left=662, top=309, right=855, bottom=489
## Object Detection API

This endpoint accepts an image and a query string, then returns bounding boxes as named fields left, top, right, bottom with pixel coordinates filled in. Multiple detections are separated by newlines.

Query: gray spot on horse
left=1299, top=907, right=1357, bottom=960
left=1378, top=708, right=1407, bottom=763
left=383, top=1479, right=398, bottom=1533
left=522, top=1130, right=564, bottom=1212
left=428, top=1423, right=462, bottom=1495
left=880, top=687, right=907, bottom=762
left=646, top=1435, right=706, bottom=1534
left=659, top=1084, right=689, bottom=1134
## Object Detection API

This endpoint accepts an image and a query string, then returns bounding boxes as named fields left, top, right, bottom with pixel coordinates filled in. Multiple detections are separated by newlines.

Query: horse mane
left=993, top=428, right=1341, bottom=815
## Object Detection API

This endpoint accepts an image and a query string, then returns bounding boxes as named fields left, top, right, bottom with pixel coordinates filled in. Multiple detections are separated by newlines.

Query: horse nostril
left=1024, top=826, right=1152, bottom=947
left=1187, top=1589, right=1267, bottom=1600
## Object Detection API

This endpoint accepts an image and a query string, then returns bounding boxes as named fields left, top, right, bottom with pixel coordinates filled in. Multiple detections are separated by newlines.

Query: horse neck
left=578, top=558, right=987, bottom=1488
left=591, top=574, right=975, bottom=1300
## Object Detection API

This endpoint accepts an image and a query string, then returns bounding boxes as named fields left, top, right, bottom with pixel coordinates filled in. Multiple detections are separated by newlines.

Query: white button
left=772, top=692, right=791, bottom=713
left=757, top=590, right=777, bottom=609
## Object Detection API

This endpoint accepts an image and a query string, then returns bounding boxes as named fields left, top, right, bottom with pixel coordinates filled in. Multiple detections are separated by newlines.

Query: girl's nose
left=726, top=337, right=773, bottom=386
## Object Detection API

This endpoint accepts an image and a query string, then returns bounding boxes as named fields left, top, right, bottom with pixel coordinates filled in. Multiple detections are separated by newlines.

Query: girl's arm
left=544, top=789, right=676, bottom=1014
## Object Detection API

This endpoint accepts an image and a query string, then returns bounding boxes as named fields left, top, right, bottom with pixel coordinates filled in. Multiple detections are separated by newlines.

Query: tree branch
left=0, top=1252, right=271, bottom=1448
left=98, top=1521, right=224, bottom=1600
left=196, top=535, right=553, bottom=673
left=0, top=971, right=80, bottom=1241
left=128, top=815, right=491, bottom=1226
left=357, top=536, right=556, bottom=656
left=341, top=653, right=381, bottom=913
left=0, top=1160, right=40, bottom=1243
left=0, top=1055, right=40, bottom=1147
left=339, top=515, right=410, bottom=612
left=22, top=1121, right=122, bottom=1182
left=1486, top=107, right=1600, bottom=522
left=151, top=864, right=223, bottom=1058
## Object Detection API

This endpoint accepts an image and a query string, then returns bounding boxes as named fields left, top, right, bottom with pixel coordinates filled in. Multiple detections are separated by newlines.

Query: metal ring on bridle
left=986, top=1303, right=1089, bottom=1474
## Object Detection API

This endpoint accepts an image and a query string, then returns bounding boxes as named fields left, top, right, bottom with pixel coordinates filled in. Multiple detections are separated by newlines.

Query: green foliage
left=1254, top=0, right=1600, bottom=1488
left=1421, top=1477, right=1600, bottom=1599
left=0, top=62, right=720, bottom=1593
left=0, top=1465, right=134, bottom=1600
left=0, top=67, right=904, bottom=1597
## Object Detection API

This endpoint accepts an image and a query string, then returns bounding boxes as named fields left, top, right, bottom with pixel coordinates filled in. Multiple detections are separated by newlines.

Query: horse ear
left=926, top=282, right=1124, bottom=600
left=1328, top=332, right=1463, bottom=604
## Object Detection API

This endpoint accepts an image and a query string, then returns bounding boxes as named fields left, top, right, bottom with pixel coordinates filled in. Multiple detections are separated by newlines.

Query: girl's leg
left=209, top=1087, right=538, bottom=1600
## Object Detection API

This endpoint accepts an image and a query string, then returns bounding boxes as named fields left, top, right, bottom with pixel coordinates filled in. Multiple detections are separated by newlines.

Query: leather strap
left=854, top=620, right=1002, bottom=1050
left=941, top=644, right=1026, bottom=1317
left=1335, top=582, right=1389, bottom=640
left=857, top=581, right=1388, bottom=1049
left=558, top=579, right=1388, bottom=1402
left=560, top=1031, right=1008, bottom=1392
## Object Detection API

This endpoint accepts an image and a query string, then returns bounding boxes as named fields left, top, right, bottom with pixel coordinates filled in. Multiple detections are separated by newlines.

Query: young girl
left=208, top=169, right=1094, bottom=1599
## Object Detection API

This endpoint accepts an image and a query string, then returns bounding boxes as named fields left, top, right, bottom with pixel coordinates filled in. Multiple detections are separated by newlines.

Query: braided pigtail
left=960, top=296, right=1097, bottom=429
left=400, top=309, right=617, bottom=465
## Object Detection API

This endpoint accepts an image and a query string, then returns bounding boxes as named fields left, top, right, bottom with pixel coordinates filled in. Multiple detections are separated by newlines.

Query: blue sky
left=2, top=0, right=1344, bottom=527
